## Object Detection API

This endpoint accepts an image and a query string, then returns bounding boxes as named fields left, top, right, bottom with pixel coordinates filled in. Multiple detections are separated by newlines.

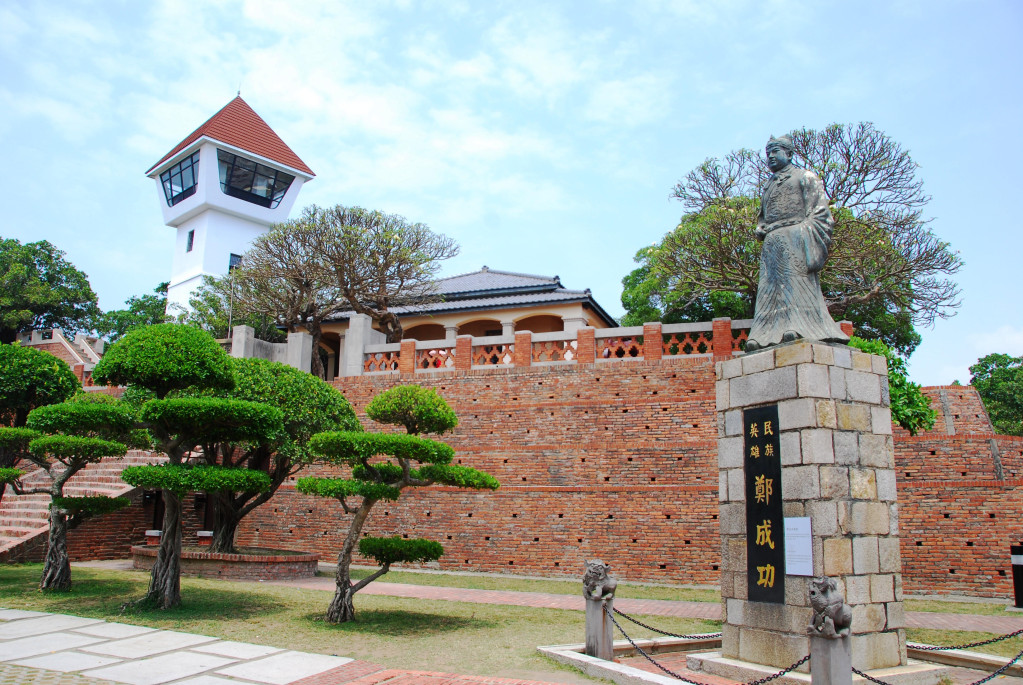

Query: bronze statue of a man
left=745, top=135, right=849, bottom=352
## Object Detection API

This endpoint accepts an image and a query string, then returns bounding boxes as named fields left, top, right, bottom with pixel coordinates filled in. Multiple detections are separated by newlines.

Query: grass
left=0, top=564, right=719, bottom=683
left=904, top=599, right=1014, bottom=616
left=346, top=566, right=721, bottom=603
left=906, top=628, right=1023, bottom=659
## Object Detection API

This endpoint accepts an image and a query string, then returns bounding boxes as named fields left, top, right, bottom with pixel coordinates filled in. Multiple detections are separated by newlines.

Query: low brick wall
left=131, top=546, right=319, bottom=581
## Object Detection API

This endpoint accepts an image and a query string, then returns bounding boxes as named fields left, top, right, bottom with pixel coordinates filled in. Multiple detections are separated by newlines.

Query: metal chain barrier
left=612, top=607, right=723, bottom=639
left=604, top=604, right=808, bottom=685
left=908, top=626, right=1023, bottom=652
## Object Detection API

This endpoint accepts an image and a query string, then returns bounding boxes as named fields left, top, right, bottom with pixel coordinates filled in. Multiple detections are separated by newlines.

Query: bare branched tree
left=317, top=205, right=459, bottom=343
left=660, top=123, right=962, bottom=343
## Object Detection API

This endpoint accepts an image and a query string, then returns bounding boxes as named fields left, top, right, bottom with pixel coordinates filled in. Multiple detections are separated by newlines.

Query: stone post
left=231, top=325, right=255, bottom=359
left=710, top=341, right=906, bottom=673
left=584, top=596, right=614, bottom=661
left=339, top=314, right=385, bottom=377
left=811, top=635, right=852, bottom=685
left=286, top=330, right=312, bottom=373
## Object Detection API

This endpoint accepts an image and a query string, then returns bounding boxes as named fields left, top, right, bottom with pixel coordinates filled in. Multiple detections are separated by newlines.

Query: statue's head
left=766, top=134, right=794, bottom=172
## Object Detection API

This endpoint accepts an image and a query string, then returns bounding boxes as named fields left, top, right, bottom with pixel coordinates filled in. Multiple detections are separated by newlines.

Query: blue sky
left=2, top=0, right=1020, bottom=385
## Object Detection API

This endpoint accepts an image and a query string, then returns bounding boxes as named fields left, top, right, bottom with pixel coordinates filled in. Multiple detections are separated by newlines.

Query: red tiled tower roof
left=145, top=96, right=314, bottom=176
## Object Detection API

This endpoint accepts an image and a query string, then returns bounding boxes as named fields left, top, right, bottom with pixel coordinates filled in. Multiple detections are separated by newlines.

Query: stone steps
left=0, top=450, right=167, bottom=559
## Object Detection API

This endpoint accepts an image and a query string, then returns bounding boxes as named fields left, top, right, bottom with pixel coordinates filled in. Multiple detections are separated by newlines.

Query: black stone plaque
left=744, top=404, right=784, bottom=603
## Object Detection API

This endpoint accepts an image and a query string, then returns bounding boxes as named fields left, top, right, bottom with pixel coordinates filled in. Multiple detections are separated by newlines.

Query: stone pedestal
left=714, top=341, right=906, bottom=671
left=584, top=597, right=614, bottom=661
left=811, top=636, right=852, bottom=685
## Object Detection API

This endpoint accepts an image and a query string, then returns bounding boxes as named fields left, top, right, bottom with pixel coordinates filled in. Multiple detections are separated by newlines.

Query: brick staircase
left=0, top=450, right=167, bottom=559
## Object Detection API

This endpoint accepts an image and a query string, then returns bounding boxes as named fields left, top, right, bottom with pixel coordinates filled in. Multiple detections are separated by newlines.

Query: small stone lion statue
left=582, top=559, right=617, bottom=601
left=807, top=576, right=852, bottom=638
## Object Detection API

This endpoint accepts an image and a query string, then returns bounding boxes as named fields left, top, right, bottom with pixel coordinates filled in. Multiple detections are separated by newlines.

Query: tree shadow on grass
left=119, top=587, right=288, bottom=621
left=304, top=609, right=497, bottom=636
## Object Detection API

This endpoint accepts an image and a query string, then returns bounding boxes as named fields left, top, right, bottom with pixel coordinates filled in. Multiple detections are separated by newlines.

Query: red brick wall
left=68, top=490, right=151, bottom=561
left=233, top=361, right=1023, bottom=598
left=237, top=359, right=725, bottom=584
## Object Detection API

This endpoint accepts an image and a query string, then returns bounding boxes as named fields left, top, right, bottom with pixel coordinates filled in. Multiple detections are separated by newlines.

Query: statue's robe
left=747, top=165, right=849, bottom=349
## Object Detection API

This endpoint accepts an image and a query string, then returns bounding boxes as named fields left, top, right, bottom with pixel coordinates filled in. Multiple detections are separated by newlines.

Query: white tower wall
left=150, top=139, right=311, bottom=313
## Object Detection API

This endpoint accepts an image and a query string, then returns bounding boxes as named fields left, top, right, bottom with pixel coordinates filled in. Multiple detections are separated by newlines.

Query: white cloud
left=969, top=325, right=1023, bottom=357
left=585, top=74, right=673, bottom=127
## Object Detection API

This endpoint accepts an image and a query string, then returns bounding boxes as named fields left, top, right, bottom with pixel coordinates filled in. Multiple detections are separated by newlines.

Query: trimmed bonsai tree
left=189, top=357, right=360, bottom=553
left=298, top=385, right=499, bottom=623
left=21, top=394, right=135, bottom=590
left=93, top=324, right=282, bottom=609
left=0, top=344, right=79, bottom=502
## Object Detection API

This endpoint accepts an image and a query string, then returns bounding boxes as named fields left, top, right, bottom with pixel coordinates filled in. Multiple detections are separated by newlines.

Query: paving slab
left=189, top=641, right=283, bottom=659
left=71, top=625, right=155, bottom=640
left=172, top=677, right=246, bottom=685
left=82, top=651, right=236, bottom=685
left=0, top=617, right=104, bottom=640
left=0, top=611, right=50, bottom=621
left=215, top=651, right=353, bottom=685
left=0, top=633, right=108, bottom=662
left=79, top=631, right=218, bottom=659
left=12, top=652, right=123, bottom=673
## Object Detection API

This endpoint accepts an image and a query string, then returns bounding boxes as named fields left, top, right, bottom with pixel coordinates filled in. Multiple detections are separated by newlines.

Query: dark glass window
left=217, top=149, right=295, bottom=208
left=186, top=230, right=195, bottom=253
left=228, top=253, right=242, bottom=271
left=160, top=152, right=201, bottom=206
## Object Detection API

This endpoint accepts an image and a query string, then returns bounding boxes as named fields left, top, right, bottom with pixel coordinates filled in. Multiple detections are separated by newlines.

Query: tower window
left=186, top=230, right=195, bottom=252
left=217, top=149, right=294, bottom=208
left=160, top=152, right=201, bottom=207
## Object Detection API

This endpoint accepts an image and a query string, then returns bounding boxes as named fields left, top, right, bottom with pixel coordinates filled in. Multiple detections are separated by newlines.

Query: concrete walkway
left=0, top=609, right=560, bottom=685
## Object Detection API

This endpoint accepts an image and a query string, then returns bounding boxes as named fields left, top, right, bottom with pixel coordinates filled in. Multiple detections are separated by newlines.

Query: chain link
left=908, top=626, right=1023, bottom=652
left=612, top=607, right=723, bottom=640
left=851, top=667, right=893, bottom=685
left=604, top=605, right=808, bottom=685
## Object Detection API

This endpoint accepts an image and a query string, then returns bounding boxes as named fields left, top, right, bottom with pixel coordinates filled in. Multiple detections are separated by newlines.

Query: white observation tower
left=145, top=95, right=314, bottom=311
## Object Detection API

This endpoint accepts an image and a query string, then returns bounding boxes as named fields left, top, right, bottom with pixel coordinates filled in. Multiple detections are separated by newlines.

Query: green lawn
left=1, top=564, right=719, bottom=682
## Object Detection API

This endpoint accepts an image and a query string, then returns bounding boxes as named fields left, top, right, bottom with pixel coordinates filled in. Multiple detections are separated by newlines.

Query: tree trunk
left=326, top=565, right=356, bottom=623
left=325, top=499, right=375, bottom=623
left=40, top=507, right=71, bottom=591
left=139, top=490, right=182, bottom=609
left=209, top=512, right=239, bottom=554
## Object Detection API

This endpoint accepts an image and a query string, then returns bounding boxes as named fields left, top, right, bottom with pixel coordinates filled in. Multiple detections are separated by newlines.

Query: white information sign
left=785, top=517, right=813, bottom=576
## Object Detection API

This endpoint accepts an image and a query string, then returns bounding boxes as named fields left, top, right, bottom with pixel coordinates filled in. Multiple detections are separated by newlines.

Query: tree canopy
left=94, top=282, right=170, bottom=342
left=0, top=344, right=80, bottom=427
left=0, top=238, right=99, bottom=344
left=221, top=205, right=458, bottom=376
left=92, top=323, right=234, bottom=399
left=622, top=123, right=962, bottom=357
left=970, top=353, right=1023, bottom=436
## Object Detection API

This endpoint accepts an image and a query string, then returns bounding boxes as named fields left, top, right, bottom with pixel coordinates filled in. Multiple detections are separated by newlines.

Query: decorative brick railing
left=355, top=318, right=754, bottom=377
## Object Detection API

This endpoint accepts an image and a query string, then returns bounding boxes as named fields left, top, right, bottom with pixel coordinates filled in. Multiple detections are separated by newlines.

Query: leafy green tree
left=0, top=344, right=79, bottom=502
left=970, top=354, right=1023, bottom=436
left=848, top=337, right=936, bottom=435
left=173, top=275, right=285, bottom=343
left=187, top=357, right=360, bottom=553
left=94, top=324, right=282, bottom=609
left=0, top=238, right=99, bottom=343
left=630, top=124, right=962, bottom=356
left=94, top=283, right=170, bottom=342
left=297, top=385, right=499, bottom=623
left=22, top=394, right=135, bottom=590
